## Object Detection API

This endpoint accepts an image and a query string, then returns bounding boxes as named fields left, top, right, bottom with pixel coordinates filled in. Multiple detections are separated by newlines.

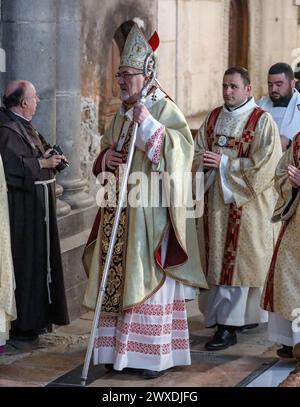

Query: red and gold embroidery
left=206, top=106, right=223, bottom=150
left=263, top=132, right=300, bottom=310
left=293, top=132, right=300, bottom=168
left=99, top=122, right=133, bottom=315
left=263, top=221, right=289, bottom=312
left=203, top=106, right=223, bottom=275
left=204, top=106, right=265, bottom=284
left=220, top=108, right=264, bottom=285
left=220, top=205, right=243, bottom=285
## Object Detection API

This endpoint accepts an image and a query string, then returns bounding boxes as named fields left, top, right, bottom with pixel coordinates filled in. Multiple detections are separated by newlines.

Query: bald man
left=0, top=80, right=69, bottom=349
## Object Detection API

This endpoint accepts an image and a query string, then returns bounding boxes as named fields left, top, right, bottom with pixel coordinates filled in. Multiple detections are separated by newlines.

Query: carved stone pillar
left=1, top=0, right=71, bottom=216
left=56, top=0, right=94, bottom=209
left=2, top=0, right=55, bottom=139
left=56, top=184, right=71, bottom=217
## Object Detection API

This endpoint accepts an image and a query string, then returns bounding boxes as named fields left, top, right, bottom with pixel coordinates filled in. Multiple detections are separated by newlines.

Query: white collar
left=263, top=89, right=300, bottom=108
left=222, top=97, right=257, bottom=117
left=11, top=111, right=30, bottom=122
left=225, top=98, right=249, bottom=111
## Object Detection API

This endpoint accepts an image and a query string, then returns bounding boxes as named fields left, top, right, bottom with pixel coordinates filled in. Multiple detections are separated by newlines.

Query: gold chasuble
left=262, top=133, right=300, bottom=321
left=194, top=99, right=282, bottom=288
left=0, top=155, right=17, bottom=343
left=83, top=89, right=208, bottom=315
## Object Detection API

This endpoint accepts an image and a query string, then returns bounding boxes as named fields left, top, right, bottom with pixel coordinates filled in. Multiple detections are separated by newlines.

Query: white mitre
left=120, top=24, right=158, bottom=70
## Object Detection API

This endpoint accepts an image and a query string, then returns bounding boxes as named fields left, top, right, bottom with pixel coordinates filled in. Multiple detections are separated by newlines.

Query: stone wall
left=1, top=0, right=300, bottom=128
left=156, top=0, right=300, bottom=127
left=256, top=0, right=299, bottom=96
left=0, top=0, right=96, bottom=322
left=158, top=0, right=226, bottom=123
left=80, top=96, right=101, bottom=195
left=81, top=0, right=299, bottom=128
left=81, top=0, right=157, bottom=107
left=0, top=0, right=300, bottom=321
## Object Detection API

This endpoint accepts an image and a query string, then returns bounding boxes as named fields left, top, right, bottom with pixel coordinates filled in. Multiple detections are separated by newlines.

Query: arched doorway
left=99, top=20, right=137, bottom=133
left=228, top=0, right=249, bottom=68
left=99, top=38, right=121, bottom=133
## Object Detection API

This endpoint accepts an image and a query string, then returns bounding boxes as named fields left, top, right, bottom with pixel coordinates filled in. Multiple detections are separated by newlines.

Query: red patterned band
left=220, top=107, right=264, bottom=285
left=204, top=106, right=265, bottom=285
left=263, top=221, right=289, bottom=311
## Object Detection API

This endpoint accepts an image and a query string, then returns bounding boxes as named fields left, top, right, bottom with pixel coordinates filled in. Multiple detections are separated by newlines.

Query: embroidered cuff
left=136, top=114, right=165, bottom=164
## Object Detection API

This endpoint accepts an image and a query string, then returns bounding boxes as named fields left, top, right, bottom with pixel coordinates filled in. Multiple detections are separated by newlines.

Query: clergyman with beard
left=257, top=62, right=300, bottom=151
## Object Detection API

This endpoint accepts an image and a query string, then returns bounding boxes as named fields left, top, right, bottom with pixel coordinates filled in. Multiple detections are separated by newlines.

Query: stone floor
left=0, top=300, right=296, bottom=388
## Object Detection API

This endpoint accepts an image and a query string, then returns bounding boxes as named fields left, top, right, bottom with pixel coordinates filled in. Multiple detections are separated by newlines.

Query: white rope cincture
left=34, top=178, right=56, bottom=305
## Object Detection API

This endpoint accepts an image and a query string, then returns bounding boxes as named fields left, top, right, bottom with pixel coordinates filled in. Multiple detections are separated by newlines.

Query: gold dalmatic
left=203, top=106, right=265, bottom=285
left=99, top=123, right=133, bottom=315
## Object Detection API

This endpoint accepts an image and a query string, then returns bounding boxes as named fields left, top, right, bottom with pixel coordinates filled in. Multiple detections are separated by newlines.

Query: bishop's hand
left=133, top=103, right=150, bottom=124
left=106, top=145, right=123, bottom=170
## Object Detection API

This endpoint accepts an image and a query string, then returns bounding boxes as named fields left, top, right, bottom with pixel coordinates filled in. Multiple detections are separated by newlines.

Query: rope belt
left=34, top=178, right=56, bottom=304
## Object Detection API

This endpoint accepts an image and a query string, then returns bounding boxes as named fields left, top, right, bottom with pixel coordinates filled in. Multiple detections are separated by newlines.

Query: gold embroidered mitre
left=120, top=24, right=153, bottom=70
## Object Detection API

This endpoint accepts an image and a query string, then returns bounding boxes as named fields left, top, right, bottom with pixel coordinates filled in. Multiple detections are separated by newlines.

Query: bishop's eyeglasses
left=115, top=72, right=143, bottom=80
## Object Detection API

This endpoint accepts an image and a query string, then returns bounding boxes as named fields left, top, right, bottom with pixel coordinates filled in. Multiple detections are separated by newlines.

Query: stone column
left=56, top=0, right=94, bottom=209
left=1, top=0, right=71, bottom=217
left=2, top=0, right=56, bottom=142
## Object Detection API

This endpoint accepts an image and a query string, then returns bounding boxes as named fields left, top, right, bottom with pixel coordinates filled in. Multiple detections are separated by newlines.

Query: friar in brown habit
left=0, top=80, right=69, bottom=346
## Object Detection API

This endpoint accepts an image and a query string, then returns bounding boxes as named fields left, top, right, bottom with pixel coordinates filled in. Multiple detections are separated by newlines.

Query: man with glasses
left=83, top=24, right=207, bottom=379
left=0, top=80, right=69, bottom=349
